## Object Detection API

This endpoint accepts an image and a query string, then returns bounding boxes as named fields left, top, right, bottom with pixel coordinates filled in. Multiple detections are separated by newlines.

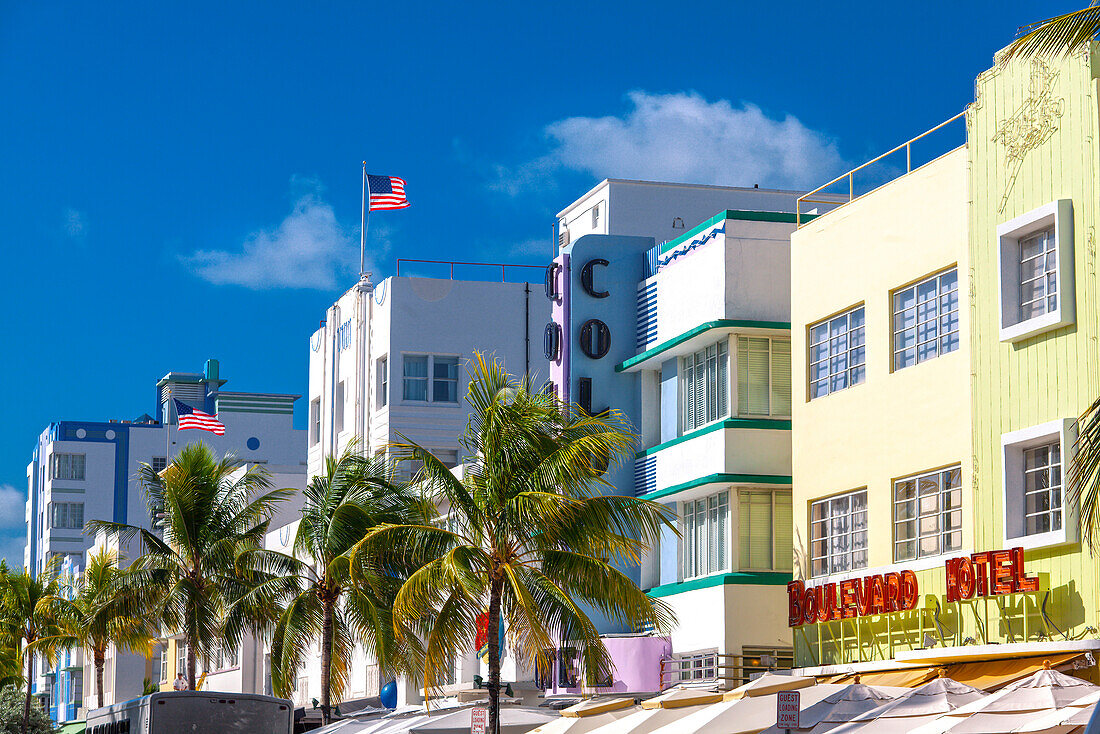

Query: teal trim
left=642, top=472, right=792, bottom=502
left=616, top=319, right=790, bottom=372
left=636, top=419, right=791, bottom=458
left=646, top=571, right=793, bottom=597
left=658, top=209, right=818, bottom=255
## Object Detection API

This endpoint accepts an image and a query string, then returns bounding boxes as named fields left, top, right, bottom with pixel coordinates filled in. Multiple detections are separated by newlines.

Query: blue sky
left=0, top=0, right=1076, bottom=564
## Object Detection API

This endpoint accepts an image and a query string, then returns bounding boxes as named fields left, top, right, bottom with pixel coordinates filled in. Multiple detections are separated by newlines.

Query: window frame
left=892, top=465, right=963, bottom=562
left=680, top=338, right=730, bottom=433
left=432, top=356, right=460, bottom=403
left=996, top=199, right=1075, bottom=343
left=334, top=380, right=345, bottom=434
left=377, top=357, right=388, bottom=409
left=1002, top=418, right=1077, bottom=549
left=809, top=489, right=869, bottom=578
left=51, top=453, right=86, bottom=481
left=891, top=267, right=961, bottom=371
left=402, top=354, right=462, bottom=405
left=738, top=488, right=793, bottom=572
left=309, top=398, right=321, bottom=447
left=50, top=502, right=84, bottom=530
left=807, top=306, right=866, bottom=400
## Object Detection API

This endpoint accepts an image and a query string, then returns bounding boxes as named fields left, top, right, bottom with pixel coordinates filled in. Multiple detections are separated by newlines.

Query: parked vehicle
left=86, top=691, right=293, bottom=734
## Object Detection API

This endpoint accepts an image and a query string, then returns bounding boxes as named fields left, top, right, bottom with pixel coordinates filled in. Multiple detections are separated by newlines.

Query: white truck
left=86, top=691, right=294, bottom=734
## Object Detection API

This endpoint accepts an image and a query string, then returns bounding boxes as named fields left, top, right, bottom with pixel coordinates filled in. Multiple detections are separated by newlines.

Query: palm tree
left=0, top=559, right=70, bottom=734
left=63, top=548, right=159, bottom=707
left=233, top=445, right=428, bottom=725
left=1005, top=4, right=1100, bottom=60
left=88, top=442, right=291, bottom=691
left=353, top=354, right=676, bottom=734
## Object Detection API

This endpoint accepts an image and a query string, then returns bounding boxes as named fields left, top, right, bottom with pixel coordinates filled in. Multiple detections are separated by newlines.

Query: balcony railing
left=796, top=110, right=968, bottom=227
left=658, top=652, right=791, bottom=691
left=395, top=258, right=546, bottom=282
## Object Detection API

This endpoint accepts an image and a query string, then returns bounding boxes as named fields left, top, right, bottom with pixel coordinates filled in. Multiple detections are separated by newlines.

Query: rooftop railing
left=797, top=110, right=968, bottom=227
left=395, top=258, right=546, bottom=282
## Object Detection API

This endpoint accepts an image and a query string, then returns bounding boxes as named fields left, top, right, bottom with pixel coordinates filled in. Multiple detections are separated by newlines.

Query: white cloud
left=184, top=180, right=371, bottom=290
left=63, top=207, right=86, bottom=240
left=498, top=90, right=846, bottom=193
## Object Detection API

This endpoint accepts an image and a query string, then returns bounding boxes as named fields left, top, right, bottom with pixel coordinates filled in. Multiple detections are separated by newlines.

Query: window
left=403, top=356, right=428, bottom=401
left=334, top=380, right=345, bottom=434
left=213, top=643, right=239, bottom=670
left=737, top=337, right=791, bottom=417
left=1019, top=229, right=1057, bottom=321
left=996, top=199, right=1074, bottom=342
left=677, top=650, right=718, bottom=683
left=1024, top=442, right=1062, bottom=536
left=892, top=268, right=960, bottom=370
left=742, top=647, right=794, bottom=685
left=1002, top=419, right=1074, bottom=547
left=176, top=643, right=187, bottom=676
left=591, top=203, right=600, bottom=228
left=159, top=647, right=168, bottom=683
left=809, top=490, right=868, bottom=577
left=69, top=672, right=82, bottom=705
left=893, top=466, right=962, bottom=562
left=377, top=357, right=388, bottom=408
left=151, top=457, right=167, bottom=473
left=809, top=307, right=865, bottom=399
left=50, top=503, right=84, bottom=530
left=681, top=491, right=729, bottom=579
left=309, top=398, right=321, bottom=446
left=51, top=454, right=85, bottom=481
left=681, top=340, right=729, bottom=432
left=433, top=357, right=459, bottom=403
left=738, top=490, right=792, bottom=571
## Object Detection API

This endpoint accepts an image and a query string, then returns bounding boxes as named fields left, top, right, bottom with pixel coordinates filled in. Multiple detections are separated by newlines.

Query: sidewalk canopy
left=725, top=672, right=818, bottom=701
left=646, top=684, right=852, bottom=734
left=827, top=677, right=986, bottom=734
left=410, top=707, right=556, bottom=734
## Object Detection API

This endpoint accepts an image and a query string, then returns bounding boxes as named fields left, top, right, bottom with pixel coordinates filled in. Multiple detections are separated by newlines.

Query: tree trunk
left=486, top=577, right=504, bottom=734
left=320, top=595, right=334, bottom=725
left=22, top=642, right=34, bottom=734
left=95, top=647, right=105, bottom=709
left=187, top=642, right=197, bottom=692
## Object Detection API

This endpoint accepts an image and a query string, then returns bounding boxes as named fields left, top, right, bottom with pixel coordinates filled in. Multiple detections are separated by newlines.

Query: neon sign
left=787, top=547, right=1039, bottom=628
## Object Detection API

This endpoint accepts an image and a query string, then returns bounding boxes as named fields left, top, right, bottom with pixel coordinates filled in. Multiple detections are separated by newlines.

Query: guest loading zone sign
left=786, top=547, right=1040, bottom=627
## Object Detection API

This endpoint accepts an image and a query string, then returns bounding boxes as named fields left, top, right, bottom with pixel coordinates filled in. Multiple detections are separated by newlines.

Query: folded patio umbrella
left=826, top=676, right=986, bottom=734
left=1011, top=689, right=1100, bottom=734
left=410, top=706, right=556, bottom=734
left=644, top=684, right=852, bottom=734
left=724, top=672, right=819, bottom=700
left=753, top=683, right=907, bottom=733
left=527, top=698, right=639, bottom=734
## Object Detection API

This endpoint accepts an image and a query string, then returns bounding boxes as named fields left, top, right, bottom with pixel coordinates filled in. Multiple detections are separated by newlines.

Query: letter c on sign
left=581, top=259, right=609, bottom=298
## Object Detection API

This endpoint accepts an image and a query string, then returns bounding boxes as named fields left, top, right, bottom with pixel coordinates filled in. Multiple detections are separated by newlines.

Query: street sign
left=777, top=690, right=800, bottom=730
left=471, top=707, right=488, bottom=734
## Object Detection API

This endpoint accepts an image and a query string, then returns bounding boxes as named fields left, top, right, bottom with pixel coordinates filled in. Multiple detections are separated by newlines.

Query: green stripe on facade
left=616, top=319, right=791, bottom=372
left=48, top=535, right=87, bottom=543
left=48, top=488, right=85, bottom=494
left=636, top=418, right=791, bottom=458
left=642, top=472, right=792, bottom=502
left=646, top=571, right=793, bottom=597
left=658, top=209, right=818, bottom=255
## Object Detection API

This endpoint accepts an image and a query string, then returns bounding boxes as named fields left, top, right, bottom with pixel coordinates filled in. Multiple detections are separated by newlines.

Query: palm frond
left=1005, top=4, right=1100, bottom=60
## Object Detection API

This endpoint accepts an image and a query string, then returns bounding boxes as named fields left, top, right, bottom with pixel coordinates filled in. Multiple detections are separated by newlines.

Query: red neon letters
left=787, top=547, right=1039, bottom=627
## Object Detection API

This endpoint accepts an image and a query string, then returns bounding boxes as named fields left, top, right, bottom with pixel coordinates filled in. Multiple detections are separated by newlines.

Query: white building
left=24, top=359, right=306, bottom=723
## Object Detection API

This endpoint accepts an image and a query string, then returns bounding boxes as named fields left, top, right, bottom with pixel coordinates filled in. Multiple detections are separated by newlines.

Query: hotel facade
left=788, top=46, right=1100, bottom=683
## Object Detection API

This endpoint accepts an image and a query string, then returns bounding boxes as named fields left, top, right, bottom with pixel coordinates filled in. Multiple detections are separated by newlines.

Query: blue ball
left=380, top=680, right=397, bottom=709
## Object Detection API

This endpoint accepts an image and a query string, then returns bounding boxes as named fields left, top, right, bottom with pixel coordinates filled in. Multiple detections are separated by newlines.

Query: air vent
left=558, top=229, right=570, bottom=248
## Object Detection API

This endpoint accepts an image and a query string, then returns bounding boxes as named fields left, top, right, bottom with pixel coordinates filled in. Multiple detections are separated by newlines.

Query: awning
left=57, top=723, right=86, bottom=734
left=818, top=652, right=1086, bottom=691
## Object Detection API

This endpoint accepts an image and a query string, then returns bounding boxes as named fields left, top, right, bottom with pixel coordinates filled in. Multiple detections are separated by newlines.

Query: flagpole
left=360, top=162, right=370, bottom=277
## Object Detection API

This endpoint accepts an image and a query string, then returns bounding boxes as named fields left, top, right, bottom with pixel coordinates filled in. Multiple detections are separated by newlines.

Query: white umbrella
left=1012, top=689, right=1100, bottom=734
left=754, top=683, right=907, bottom=733
left=725, top=673, right=818, bottom=700
left=410, top=707, right=556, bottom=734
left=584, top=694, right=723, bottom=734
left=647, top=684, right=852, bottom=734
left=909, top=667, right=1099, bottom=734
left=530, top=709, right=640, bottom=734
left=827, top=677, right=985, bottom=734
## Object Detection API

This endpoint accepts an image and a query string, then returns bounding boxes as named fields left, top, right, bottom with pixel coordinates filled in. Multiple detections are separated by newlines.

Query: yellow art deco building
left=788, top=45, right=1100, bottom=684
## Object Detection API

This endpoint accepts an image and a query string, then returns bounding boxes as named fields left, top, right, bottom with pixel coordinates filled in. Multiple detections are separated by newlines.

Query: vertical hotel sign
left=787, top=547, right=1039, bottom=627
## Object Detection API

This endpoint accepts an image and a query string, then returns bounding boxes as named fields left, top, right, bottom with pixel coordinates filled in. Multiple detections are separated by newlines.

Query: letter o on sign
left=580, top=319, right=611, bottom=359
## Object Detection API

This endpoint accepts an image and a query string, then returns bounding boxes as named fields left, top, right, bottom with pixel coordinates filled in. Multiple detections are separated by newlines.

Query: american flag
left=367, top=174, right=409, bottom=211
left=173, top=398, right=225, bottom=435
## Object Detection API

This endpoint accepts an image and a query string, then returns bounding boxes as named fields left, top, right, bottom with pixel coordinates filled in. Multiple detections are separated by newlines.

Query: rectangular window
left=1024, top=441, right=1062, bottom=536
left=309, top=398, right=321, bottom=446
left=742, top=647, right=794, bottom=685
left=403, top=356, right=429, bottom=401
left=808, top=307, right=866, bottom=399
left=893, top=268, right=960, bottom=370
left=151, top=457, right=168, bottom=473
left=677, top=650, right=718, bottom=683
left=51, top=454, right=85, bottom=481
left=737, top=337, right=791, bottom=417
left=681, top=340, right=729, bottom=432
left=681, top=491, right=729, bottom=579
left=176, top=643, right=187, bottom=676
left=893, top=466, right=962, bottom=562
left=334, top=380, right=345, bottom=434
left=50, top=502, right=84, bottom=530
left=160, top=647, right=168, bottom=683
left=433, top=357, right=459, bottom=403
left=738, top=490, right=792, bottom=571
left=70, top=673, right=82, bottom=705
left=377, top=357, right=388, bottom=408
left=809, top=490, right=868, bottom=577
left=1019, top=228, right=1057, bottom=321
left=591, top=203, right=600, bottom=228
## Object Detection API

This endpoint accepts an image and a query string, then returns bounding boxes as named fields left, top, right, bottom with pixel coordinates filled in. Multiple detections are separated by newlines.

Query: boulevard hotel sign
left=787, top=547, right=1039, bottom=627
